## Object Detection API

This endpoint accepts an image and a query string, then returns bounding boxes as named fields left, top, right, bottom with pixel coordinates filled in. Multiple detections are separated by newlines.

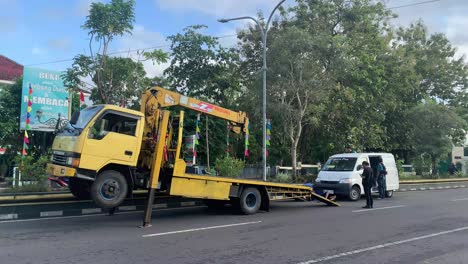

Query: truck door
left=80, top=111, right=141, bottom=170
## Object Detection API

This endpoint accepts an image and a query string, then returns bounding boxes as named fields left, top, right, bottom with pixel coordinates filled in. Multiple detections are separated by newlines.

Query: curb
left=400, top=178, right=468, bottom=184
left=0, top=198, right=204, bottom=221
left=397, top=184, right=468, bottom=192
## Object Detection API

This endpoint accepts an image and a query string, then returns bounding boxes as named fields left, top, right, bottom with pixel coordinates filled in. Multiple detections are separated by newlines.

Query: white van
left=314, top=153, right=399, bottom=201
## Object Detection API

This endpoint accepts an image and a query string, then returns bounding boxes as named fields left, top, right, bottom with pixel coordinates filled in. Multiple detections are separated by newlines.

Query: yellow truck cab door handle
left=125, top=150, right=133, bottom=156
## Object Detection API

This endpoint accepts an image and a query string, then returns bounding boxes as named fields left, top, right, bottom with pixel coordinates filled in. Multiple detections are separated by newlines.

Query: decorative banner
left=244, top=122, right=250, bottom=157
left=266, top=119, right=271, bottom=157
left=22, top=87, right=33, bottom=156
left=226, top=124, right=231, bottom=154
left=194, top=114, right=201, bottom=158
left=79, top=91, right=85, bottom=109
left=20, top=67, right=69, bottom=131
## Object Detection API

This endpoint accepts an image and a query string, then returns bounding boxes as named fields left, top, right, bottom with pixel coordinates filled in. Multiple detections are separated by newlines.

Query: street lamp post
left=218, top=0, right=286, bottom=181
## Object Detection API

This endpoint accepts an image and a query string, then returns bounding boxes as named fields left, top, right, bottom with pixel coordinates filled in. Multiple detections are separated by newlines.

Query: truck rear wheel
left=239, top=187, right=262, bottom=215
left=91, top=170, right=128, bottom=209
left=68, top=177, right=91, bottom=200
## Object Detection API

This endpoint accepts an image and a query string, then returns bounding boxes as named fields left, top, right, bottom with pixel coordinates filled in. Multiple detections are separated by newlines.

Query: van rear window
left=322, top=157, right=357, bottom=171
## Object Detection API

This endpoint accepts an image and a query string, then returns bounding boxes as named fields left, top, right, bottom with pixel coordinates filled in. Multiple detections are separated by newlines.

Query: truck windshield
left=58, top=106, right=103, bottom=136
left=322, top=157, right=357, bottom=171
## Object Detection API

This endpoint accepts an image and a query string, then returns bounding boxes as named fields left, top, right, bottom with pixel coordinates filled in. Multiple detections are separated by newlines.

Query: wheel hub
left=245, top=193, right=257, bottom=208
left=100, top=180, right=120, bottom=200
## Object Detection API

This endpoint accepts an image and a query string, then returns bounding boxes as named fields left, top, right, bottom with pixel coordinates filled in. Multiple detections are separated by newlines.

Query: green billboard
left=20, top=67, right=69, bottom=131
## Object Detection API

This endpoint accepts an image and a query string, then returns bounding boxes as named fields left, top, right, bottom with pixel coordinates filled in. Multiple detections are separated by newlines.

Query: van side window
left=89, top=112, right=138, bottom=140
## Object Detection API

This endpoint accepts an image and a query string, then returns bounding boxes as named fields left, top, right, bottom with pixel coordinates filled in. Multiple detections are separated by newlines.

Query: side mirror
left=70, top=111, right=80, bottom=125
left=356, top=165, right=363, bottom=171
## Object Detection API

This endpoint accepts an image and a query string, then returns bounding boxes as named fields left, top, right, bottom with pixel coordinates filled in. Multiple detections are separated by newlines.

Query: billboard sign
left=20, top=67, right=69, bottom=131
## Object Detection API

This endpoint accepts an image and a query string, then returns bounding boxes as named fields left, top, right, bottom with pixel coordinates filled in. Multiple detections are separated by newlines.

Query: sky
left=0, top=0, right=467, bottom=78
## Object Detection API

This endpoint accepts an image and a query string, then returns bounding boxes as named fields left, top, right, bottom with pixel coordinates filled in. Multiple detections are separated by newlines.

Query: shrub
left=214, top=155, right=245, bottom=178
left=8, top=153, right=51, bottom=192
left=275, top=173, right=291, bottom=183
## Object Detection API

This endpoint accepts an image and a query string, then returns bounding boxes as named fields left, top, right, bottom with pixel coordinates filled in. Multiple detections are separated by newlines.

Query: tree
left=268, top=26, right=331, bottom=180
left=62, top=0, right=167, bottom=105
left=0, top=78, right=22, bottom=149
left=165, top=25, right=242, bottom=105
left=408, top=102, right=467, bottom=175
left=0, top=79, right=22, bottom=176
left=395, top=21, right=468, bottom=104
left=164, top=25, right=243, bottom=166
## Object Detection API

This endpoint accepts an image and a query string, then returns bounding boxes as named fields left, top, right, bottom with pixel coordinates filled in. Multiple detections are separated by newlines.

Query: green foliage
left=165, top=25, right=242, bottom=105
left=214, top=155, right=245, bottom=178
left=408, top=102, right=467, bottom=174
left=274, top=173, right=292, bottom=183
left=14, top=153, right=50, bottom=183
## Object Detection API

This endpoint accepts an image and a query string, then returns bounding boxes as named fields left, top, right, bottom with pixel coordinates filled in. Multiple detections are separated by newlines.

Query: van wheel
left=349, top=185, right=361, bottom=201
left=239, top=187, right=262, bottom=215
left=91, top=170, right=128, bottom=209
left=68, top=178, right=91, bottom=200
left=385, top=190, right=394, bottom=198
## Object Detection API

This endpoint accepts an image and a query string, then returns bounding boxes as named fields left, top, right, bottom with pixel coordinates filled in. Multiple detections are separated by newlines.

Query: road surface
left=1, top=188, right=468, bottom=264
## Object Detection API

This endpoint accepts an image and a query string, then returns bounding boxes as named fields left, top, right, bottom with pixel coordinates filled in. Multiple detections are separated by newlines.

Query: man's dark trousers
left=363, top=183, right=373, bottom=208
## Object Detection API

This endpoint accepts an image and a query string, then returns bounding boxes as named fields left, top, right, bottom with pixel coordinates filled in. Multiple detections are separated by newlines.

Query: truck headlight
left=315, top=178, right=321, bottom=183
left=339, top=178, right=351, bottom=184
left=66, top=157, right=80, bottom=167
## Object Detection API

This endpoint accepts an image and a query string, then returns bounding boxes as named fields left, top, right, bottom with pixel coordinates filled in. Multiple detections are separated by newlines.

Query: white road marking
left=0, top=206, right=206, bottom=224
left=352, top=205, right=406, bottom=213
left=142, top=221, right=262, bottom=238
left=451, top=198, right=468, bottom=202
left=297, top=225, right=468, bottom=264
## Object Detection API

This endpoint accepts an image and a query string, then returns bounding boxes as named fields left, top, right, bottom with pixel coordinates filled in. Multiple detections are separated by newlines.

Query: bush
left=274, top=173, right=291, bottom=183
left=214, top=155, right=245, bottom=178
left=7, top=153, right=51, bottom=192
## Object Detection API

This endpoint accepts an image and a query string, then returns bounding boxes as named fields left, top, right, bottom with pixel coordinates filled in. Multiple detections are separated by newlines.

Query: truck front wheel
left=68, top=177, right=91, bottom=200
left=239, top=187, right=262, bottom=215
left=91, top=170, right=128, bottom=209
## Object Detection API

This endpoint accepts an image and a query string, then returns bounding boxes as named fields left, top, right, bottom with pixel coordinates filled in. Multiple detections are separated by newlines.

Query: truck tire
left=385, top=190, right=394, bottom=198
left=239, top=187, right=262, bottom=215
left=349, top=185, right=361, bottom=201
left=68, top=177, right=91, bottom=200
left=91, top=170, right=128, bottom=209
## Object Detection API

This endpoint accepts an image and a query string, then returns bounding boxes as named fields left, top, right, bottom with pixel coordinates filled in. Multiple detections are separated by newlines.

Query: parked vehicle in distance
left=314, top=153, right=399, bottom=201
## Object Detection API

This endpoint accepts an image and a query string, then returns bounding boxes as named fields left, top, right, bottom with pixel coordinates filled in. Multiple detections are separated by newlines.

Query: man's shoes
left=362, top=206, right=370, bottom=209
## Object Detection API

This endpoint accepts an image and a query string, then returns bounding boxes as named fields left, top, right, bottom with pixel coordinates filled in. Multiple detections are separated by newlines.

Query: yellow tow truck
left=47, top=86, right=338, bottom=225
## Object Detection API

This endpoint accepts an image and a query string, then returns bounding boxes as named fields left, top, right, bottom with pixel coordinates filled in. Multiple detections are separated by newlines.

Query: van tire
left=68, top=178, right=91, bottom=200
left=91, top=170, right=128, bottom=209
left=349, top=185, right=361, bottom=201
left=385, top=190, right=394, bottom=198
left=239, top=187, right=262, bottom=215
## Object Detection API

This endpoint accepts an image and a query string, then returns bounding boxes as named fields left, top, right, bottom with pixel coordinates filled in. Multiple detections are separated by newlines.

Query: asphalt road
left=1, top=188, right=468, bottom=264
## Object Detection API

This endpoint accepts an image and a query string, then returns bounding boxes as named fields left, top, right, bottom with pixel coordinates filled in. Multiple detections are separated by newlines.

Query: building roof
left=0, top=55, right=23, bottom=82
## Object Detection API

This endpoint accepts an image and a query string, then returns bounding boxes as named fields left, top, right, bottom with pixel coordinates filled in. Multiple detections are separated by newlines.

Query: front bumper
left=46, top=163, right=76, bottom=177
left=314, top=182, right=352, bottom=195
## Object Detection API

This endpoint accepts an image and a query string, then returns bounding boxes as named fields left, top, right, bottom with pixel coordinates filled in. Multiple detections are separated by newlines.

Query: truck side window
left=89, top=112, right=138, bottom=140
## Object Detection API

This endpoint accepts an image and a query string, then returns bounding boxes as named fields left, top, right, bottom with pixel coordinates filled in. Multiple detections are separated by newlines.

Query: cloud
left=31, top=47, right=46, bottom=56
left=48, top=38, right=72, bottom=51
left=155, top=0, right=278, bottom=18
left=118, top=25, right=170, bottom=77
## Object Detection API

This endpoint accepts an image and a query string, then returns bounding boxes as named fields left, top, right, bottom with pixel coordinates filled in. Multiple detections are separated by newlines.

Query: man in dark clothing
left=377, top=157, right=387, bottom=199
left=361, top=161, right=374, bottom=209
